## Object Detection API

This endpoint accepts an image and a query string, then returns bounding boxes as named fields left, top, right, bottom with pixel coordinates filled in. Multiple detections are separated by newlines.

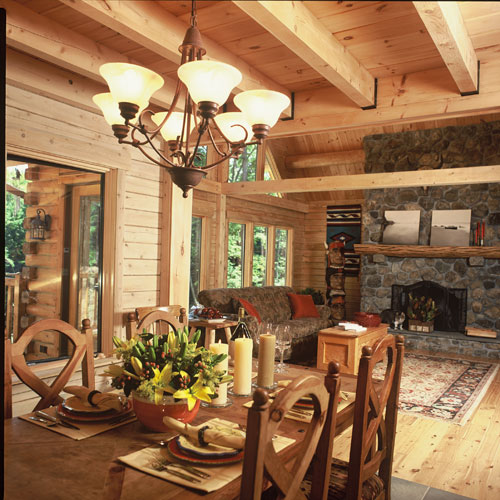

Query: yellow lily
left=173, top=378, right=214, bottom=411
left=130, top=356, right=143, bottom=376
left=100, top=363, right=125, bottom=378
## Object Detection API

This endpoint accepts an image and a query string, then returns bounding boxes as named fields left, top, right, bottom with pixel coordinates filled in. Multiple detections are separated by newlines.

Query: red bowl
left=354, top=312, right=381, bottom=327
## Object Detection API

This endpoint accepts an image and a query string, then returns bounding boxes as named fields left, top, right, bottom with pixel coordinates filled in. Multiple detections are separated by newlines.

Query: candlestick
left=232, top=338, right=253, bottom=396
left=257, top=333, right=276, bottom=388
left=482, top=221, right=485, bottom=246
left=209, top=340, right=228, bottom=406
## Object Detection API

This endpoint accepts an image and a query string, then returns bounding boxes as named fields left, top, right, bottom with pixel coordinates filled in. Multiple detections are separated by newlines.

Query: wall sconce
left=30, top=208, right=51, bottom=241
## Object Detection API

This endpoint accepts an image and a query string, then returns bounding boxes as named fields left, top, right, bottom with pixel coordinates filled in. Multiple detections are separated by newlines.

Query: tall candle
left=257, top=333, right=276, bottom=388
left=233, top=338, right=253, bottom=395
left=209, top=340, right=228, bottom=405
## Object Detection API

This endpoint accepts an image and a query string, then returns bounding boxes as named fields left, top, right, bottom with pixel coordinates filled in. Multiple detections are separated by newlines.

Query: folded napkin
left=163, top=417, right=246, bottom=450
left=64, top=386, right=125, bottom=412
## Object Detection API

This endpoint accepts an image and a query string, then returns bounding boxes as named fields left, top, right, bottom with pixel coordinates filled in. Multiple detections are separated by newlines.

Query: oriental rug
left=377, top=352, right=499, bottom=425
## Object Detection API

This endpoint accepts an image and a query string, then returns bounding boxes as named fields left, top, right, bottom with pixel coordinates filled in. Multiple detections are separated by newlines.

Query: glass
left=151, top=111, right=195, bottom=142
left=189, top=216, right=202, bottom=308
left=275, top=325, right=292, bottom=373
left=227, top=222, right=245, bottom=288
left=234, top=89, right=290, bottom=128
left=252, top=225, right=268, bottom=286
left=274, top=229, right=288, bottom=285
left=228, top=144, right=257, bottom=182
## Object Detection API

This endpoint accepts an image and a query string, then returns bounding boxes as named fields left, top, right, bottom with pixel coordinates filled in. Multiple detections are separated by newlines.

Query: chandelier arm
left=200, top=148, right=243, bottom=171
left=135, top=142, right=176, bottom=169
left=206, top=124, right=231, bottom=157
left=186, top=118, right=208, bottom=169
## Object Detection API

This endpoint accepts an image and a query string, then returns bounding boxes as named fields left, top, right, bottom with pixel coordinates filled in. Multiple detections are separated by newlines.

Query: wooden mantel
left=354, top=244, right=500, bottom=259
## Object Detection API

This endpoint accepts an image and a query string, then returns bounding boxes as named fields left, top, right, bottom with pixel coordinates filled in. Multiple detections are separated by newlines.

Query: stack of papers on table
left=338, top=322, right=367, bottom=332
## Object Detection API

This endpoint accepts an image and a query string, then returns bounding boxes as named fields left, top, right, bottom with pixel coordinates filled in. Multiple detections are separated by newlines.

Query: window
left=274, top=228, right=289, bottom=285
left=5, top=158, right=104, bottom=359
left=228, top=144, right=258, bottom=182
left=193, top=145, right=207, bottom=168
left=189, top=216, right=203, bottom=307
left=227, top=221, right=291, bottom=288
left=252, top=226, right=268, bottom=286
left=227, top=222, right=246, bottom=288
left=264, top=150, right=282, bottom=198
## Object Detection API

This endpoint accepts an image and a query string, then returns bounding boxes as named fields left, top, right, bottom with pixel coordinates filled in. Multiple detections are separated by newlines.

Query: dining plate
left=62, top=396, right=116, bottom=414
left=56, top=400, right=133, bottom=422
left=166, top=439, right=244, bottom=466
left=176, top=434, right=243, bottom=459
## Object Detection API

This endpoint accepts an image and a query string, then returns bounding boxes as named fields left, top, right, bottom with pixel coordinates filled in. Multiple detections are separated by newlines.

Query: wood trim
left=159, top=167, right=172, bottom=307
left=354, top=244, right=500, bottom=259
left=286, top=150, right=365, bottom=169
left=228, top=193, right=309, bottom=213
left=222, top=165, right=500, bottom=195
left=266, top=226, right=276, bottom=286
left=214, top=194, right=227, bottom=288
left=414, top=1, right=478, bottom=93
left=244, top=222, right=253, bottom=287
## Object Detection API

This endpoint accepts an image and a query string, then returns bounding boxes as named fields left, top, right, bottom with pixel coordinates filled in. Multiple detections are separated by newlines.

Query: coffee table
left=189, top=318, right=238, bottom=348
left=317, top=324, right=388, bottom=374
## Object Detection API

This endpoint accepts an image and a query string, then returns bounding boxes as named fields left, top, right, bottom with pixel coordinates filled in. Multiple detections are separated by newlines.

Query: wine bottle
left=229, top=307, right=251, bottom=365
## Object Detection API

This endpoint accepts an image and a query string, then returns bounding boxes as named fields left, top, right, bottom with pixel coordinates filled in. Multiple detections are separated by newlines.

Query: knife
left=35, top=411, right=80, bottom=430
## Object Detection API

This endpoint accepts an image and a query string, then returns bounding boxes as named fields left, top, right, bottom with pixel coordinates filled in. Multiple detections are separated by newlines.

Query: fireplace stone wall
left=360, top=121, right=500, bottom=340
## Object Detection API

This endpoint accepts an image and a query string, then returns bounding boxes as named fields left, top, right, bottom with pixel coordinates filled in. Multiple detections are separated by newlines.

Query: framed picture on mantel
left=430, top=209, right=471, bottom=246
left=382, top=210, right=420, bottom=245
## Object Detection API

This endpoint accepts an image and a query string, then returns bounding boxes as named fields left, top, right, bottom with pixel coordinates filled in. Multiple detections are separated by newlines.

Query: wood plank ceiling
left=5, top=0, right=500, bottom=202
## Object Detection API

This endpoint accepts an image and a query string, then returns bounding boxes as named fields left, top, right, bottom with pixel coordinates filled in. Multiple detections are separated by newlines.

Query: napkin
left=64, top=386, right=125, bottom=412
left=163, top=417, right=246, bottom=450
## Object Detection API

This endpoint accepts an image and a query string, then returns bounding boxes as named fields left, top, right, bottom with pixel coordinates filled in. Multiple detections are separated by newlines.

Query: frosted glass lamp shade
left=214, top=112, right=253, bottom=144
left=151, top=112, right=195, bottom=142
left=234, top=90, right=290, bottom=128
left=177, top=60, right=242, bottom=106
left=93, top=93, right=147, bottom=125
left=100, top=63, right=164, bottom=106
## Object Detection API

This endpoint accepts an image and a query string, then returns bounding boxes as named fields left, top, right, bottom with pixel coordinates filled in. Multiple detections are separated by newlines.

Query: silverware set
left=31, top=411, right=80, bottom=430
left=151, top=457, right=211, bottom=483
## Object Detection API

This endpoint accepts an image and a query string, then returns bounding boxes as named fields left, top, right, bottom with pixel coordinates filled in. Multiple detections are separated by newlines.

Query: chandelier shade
left=151, top=111, right=195, bottom=142
left=214, top=112, right=253, bottom=144
left=99, top=63, right=164, bottom=108
left=177, top=60, right=242, bottom=107
left=234, top=89, right=291, bottom=128
left=94, top=0, right=290, bottom=197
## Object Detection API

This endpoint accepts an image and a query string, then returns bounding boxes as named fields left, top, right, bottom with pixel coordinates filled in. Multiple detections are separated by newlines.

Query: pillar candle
left=257, top=333, right=276, bottom=388
left=209, top=340, right=228, bottom=405
left=233, top=338, right=253, bottom=395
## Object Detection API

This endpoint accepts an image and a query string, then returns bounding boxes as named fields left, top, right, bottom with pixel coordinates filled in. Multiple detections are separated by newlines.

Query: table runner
left=118, top=418, right=295, bottom=493
left=19, top=405, right=137, bottom=440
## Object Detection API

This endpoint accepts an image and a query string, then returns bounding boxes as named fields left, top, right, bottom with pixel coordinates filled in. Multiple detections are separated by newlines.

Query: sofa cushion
left=287, top=293, right=320, bottom=319
left=237, top=298, right=262, bottom=323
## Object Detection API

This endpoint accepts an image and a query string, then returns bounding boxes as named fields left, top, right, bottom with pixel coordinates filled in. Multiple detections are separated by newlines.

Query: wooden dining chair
left=240, top=361, right=341, bottom=500
left=309, top=334, right=405, bottom=500
left=125, top=305, right=188, bottom=339
left=4, top=318, right=95, bottom=418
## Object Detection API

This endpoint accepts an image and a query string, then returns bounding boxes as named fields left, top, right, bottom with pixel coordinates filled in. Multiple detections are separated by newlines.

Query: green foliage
left=407, top=293, right=439, bottom=322
left=228, top=144, right=257, bottom=182
left=5, top=167, right=27, bottom=273
left=193, top=145, right=207, bottom=168
left=189, top=216, right=202, bottom=307
left=298, top=288, right=325, bottom=305
left=227, top=222, right=244, bottom=288
left=274, top=228, right=288, bottom=285
left=252, top=226, right=267, bottom=286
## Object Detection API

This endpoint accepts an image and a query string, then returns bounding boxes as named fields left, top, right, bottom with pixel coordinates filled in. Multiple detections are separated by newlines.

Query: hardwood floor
left=332, top=350, right=500, bottom=500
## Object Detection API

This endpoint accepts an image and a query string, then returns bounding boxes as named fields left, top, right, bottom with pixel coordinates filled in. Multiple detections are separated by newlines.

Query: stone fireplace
left=359, top=120, right=500, bottom=358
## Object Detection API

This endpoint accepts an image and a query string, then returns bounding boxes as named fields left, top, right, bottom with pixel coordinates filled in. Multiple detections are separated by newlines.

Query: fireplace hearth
left=391, top=281, right=467, bottom=333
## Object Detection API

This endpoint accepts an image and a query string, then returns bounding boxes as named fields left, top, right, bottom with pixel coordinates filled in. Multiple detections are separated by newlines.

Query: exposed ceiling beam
left=232, top=0, right=375, bottom=108
left=58, top=0, right=292, bottom=117
left=222, top=166, right=500, bottom=196
left=2, top=0, right=178, bottom=109
left=286, top=150, right=365, bottom=169
left=413, top=1, right=478, bottom=94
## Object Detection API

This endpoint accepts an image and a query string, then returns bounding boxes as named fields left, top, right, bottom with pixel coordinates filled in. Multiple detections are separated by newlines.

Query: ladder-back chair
left=4, top=318, right=95, bottom=418
left=309, top=334, right=405, bottom=500
left=126, top=305, right=188, bottom=339
left=240, top=361, right=341, bottom=500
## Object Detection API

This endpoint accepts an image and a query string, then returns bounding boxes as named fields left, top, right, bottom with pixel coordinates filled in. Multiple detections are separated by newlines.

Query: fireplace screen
left=391, top=281, right=467, bottom=333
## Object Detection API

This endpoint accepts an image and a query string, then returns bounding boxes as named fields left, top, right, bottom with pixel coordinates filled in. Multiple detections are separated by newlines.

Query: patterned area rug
left=385, top=352, right=499, bottom=425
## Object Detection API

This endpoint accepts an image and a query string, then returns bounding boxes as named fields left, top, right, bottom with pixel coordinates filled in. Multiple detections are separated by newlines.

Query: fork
left=151, top=458, right=209, bottom=480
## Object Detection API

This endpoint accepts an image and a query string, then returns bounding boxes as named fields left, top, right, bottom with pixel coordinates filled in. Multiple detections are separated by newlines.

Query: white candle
left=209, top=340, right=229, bottom=405
left=233, top=338, right=253, bottom=395
left=257, top=333, right=276, bottom=388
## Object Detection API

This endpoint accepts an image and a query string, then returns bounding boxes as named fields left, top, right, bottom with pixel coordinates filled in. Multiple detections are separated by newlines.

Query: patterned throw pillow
left=287, top=293, right=320, bottom=319
left=237, top=298, right=262, bottom=323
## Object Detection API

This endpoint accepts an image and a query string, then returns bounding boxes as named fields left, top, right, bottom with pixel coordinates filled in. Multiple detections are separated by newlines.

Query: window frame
left=189, top=214, right=208, bottom=307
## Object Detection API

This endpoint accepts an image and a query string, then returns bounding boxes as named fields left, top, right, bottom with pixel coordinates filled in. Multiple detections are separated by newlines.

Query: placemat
left=19, top=404, right=137, bottom=440
left=118, top=418, right=295, bottom=493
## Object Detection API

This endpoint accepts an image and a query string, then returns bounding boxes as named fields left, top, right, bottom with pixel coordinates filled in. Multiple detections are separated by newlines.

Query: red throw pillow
left=287, top=293, right=320, bottom=319
left=237, top=298, right=262, bottom=323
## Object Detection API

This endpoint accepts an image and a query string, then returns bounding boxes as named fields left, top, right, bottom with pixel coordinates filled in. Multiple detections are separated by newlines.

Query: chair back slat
left=126, top=306, right=187, bottom=338
left=4, top=318, right=95, bottom=418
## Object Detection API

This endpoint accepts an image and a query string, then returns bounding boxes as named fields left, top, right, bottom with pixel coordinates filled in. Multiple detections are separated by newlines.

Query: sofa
left=197, top=286, right=334, bottom=362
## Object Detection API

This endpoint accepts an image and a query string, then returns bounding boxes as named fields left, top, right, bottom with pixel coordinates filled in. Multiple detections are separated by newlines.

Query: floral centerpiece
left=102, top=327, right=232, bottom=412
left=407, top=293, right=439, bottom=332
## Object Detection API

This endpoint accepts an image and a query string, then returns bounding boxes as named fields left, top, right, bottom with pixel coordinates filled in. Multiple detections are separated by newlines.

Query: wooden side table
left=316, top=324, right=388, bottom=374
left=188, top=318, right=238, bottom=349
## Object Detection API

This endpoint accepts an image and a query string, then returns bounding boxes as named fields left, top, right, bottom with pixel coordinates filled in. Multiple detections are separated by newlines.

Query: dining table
left=4, top=363, right=358, bottom=500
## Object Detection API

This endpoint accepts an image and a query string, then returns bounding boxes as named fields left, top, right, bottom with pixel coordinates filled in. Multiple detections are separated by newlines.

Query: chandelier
left=93, top=1, right=290, bottom=197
